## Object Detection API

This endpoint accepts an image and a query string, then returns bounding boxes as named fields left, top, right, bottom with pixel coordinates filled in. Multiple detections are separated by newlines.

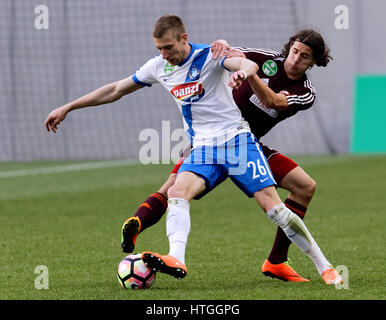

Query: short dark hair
left=153, top=15, right=186, bottom=40
left=282, top=29, right=332, bottom=67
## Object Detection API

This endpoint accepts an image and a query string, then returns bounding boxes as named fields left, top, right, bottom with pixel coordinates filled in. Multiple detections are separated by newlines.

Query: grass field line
left=0, top=159, right=139, bottom=178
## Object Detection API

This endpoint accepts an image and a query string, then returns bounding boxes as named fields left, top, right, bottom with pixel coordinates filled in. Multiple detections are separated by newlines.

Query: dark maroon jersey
left=232, top=47, right=316, bottom=139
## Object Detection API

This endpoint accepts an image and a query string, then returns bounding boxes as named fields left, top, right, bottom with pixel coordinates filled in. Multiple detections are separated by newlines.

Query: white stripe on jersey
left=287, top=80, right=316, bottom=106
left=287, top=93, right=314, bottom=105
left=232, top=47, right=281, bottom=58
left=305, top=79, right=316, bottom=94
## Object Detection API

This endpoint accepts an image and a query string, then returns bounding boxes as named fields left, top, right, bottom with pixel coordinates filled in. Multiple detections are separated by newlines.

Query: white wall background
left=0, top=0, right=383, bottom=161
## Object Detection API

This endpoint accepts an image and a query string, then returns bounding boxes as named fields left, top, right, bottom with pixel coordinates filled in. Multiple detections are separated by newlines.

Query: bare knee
left=254, top=186, right=283, bottom=213
left=167, top=183, right=186, bottom=199
left=290, top=177, right=316, bottom=205
left=304, top=178, right=317, bottom=202
left=158, top=174, right=177, bottom=198
left=282, top=167, right=317, bottom=205
left=167, top=172, right=206, bottom=201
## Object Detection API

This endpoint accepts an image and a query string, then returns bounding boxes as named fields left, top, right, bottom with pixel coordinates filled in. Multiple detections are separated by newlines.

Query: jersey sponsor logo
left=164, top=62, right=175, bottom=74
left=262, top=60, right=277, bottom=76
left=171, top=82, right=205, bottom=102
left=249, top=94, right=278, bottom=118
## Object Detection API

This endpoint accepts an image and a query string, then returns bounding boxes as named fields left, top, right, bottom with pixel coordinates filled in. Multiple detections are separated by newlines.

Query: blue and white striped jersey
left=133, top=42, right=250, bottom=147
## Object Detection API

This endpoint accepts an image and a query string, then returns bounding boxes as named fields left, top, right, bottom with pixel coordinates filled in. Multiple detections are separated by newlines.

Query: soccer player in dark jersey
left=121, top=29, right=333, bottom=283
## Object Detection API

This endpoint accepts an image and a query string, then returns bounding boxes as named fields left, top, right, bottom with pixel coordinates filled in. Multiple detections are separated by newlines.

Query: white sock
left=166, top=198, right=190, bottom=265
left=267, top=204, right=332, bottom=275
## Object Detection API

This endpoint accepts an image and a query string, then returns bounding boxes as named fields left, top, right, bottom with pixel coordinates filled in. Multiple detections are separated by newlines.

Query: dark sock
left=134, top=192, right=168, bottom=233
left=267, top=198, right=307, bottom=264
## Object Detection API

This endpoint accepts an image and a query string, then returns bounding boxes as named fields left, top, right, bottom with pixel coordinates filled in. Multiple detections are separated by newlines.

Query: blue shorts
left=178, top=132, right=276, bottom=199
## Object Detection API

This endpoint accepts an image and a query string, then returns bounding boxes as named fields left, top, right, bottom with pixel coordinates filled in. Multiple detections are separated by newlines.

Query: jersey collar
left=178, top=42, right=196, bottom=67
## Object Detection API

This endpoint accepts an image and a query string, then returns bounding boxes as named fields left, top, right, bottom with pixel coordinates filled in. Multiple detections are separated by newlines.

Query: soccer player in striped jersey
left=221, top=30, right=332, bottom=282
left=122, top=29, right=337, bottom=283
left=45, top=16, right=341, bottom=285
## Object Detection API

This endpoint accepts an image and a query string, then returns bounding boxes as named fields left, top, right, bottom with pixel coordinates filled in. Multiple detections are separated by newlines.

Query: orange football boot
left=261, top=259, right=309, bottom=282
left=322, top=268, right=343, bottom=285
left=121, top=216, right=141, bottom=253
left=141, top=251, right=187, bottom=279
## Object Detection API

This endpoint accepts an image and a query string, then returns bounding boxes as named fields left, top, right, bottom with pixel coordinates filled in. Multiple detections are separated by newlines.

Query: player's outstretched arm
left=213, top=41, right=288, bottom=110
left=224, top=57, right=258, bottom=90
left=45, top=76, right=142, bottom=133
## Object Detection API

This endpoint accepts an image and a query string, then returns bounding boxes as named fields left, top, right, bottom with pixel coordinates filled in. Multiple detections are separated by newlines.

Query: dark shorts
left=259, top=142, right=298, bottom=186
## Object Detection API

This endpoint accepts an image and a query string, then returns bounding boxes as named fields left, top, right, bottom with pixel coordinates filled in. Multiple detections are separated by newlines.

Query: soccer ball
left=117, top=253, right=156, bottom=289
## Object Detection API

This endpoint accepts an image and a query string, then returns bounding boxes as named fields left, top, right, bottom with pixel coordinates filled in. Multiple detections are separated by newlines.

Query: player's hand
left=44, top=105, right=69, bottom=133
left=210, top=40, right=231, bottom=59
left=228, top=71, right=246, bottom=90
left=225, top=49, right=246, bottom=59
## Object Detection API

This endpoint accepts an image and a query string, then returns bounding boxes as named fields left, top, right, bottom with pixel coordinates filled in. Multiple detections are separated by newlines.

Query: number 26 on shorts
left=247, top=159, right=267, bottom=179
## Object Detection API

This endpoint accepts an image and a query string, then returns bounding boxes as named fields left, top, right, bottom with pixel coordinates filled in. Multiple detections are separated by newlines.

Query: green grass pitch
left=0, top=155, right=385, bottom=300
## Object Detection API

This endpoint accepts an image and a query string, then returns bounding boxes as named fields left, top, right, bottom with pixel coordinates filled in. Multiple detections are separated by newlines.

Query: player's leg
left=263, top=169, right=315, bottom=282
left=254, top=187, right=342, bottom=284
left=121, top=183, right=169, bottom=253
left=257, top=174, right=310, bottom=282
left=142, top=146, right=227, bottom=279
left=267, top=163, right=316, bottom=264
left=261, top=151, right=316, bottom=281
left=226, top=136, right=307, bottom=281
left=263, top=147, right=316, bottom=208
left=142, top=170, right=207, bottom=279
left=230, top=137, right=340, bottom=284
left=281, top=166, right=317, bottom=208
left=256, top=146, right=313, bottom=280
left=121, top=158, right=184, bottom=253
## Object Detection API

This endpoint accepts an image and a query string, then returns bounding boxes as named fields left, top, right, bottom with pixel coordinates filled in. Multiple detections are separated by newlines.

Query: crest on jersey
left=188, top=65, right=200, bottom=79
left=262, top=60, right=277, bottom=76
left=171, top=82, right=205, bottom=103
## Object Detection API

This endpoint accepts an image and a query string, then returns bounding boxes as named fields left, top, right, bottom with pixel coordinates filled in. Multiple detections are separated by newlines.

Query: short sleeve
left=233, top=47, right=281, bottom=67
left=132, top=56, right=159, bottom=87
left=220, top=56, right=230, bottom=71
left=285, top=79, right=316, bottom=111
